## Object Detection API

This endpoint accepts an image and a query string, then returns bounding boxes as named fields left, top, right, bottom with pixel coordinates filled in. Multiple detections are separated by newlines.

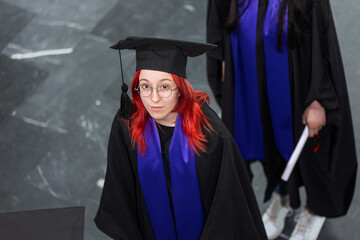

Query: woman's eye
left=140, top=84, right=150, bottom=89
left=159, top=85, right=170, bottom=91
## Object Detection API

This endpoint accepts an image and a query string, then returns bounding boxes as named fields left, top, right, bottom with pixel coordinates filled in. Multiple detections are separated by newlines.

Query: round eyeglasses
left=135, top=84, right=178, bottom=98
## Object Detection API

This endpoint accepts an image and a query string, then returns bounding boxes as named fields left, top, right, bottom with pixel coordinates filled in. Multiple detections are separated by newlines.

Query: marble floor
left=0, top=0, right=359, bottom=239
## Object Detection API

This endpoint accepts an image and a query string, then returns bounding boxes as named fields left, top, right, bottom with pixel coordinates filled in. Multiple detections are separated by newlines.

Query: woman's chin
left=148, top=112, right=165, bottom=121
left=149, top=112, right=178, bottom=126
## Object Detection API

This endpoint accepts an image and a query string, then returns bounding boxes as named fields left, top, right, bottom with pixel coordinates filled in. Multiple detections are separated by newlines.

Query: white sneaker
left=262, top=193, right=292, bottom=239
left=289, top=207, right=326, bottom=240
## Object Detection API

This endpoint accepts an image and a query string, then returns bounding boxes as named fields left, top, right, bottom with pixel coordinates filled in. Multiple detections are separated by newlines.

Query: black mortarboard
left=111, top=36, right=216, bottom=119
left=111, top=36, right=216, bottom=78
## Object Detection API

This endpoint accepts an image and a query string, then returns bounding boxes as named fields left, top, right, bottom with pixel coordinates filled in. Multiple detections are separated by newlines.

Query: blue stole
left=263, top=0, right=294, bottom=161
left=137, top=114, right=204, bottom=240
left=231, top=0, right=265, bottom=161
left=230, top=0, right=293, bottom=162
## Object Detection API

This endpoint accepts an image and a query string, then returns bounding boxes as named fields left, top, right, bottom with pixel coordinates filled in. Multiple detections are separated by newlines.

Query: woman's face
left=138, top=70, right=180, bottom=126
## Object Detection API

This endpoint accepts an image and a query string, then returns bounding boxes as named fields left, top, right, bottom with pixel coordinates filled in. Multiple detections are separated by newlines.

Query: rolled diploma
left=281, top=125, right=309, bottom=181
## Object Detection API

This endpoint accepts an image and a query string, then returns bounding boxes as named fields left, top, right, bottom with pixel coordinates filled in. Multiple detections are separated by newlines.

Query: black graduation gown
left=94, top=103, right=267, bottom=239
left=206, top=0, right=357, bottom=217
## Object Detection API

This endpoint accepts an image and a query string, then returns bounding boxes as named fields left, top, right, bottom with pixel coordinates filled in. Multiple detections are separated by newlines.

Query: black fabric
left=0, top=207, right=85, bottom=240
left=156, top=124, right=175, bottom=198
left=156, top=123, right=178, bottom=236
left=206, top=0, right=357, bottom=217
left=111, top=36, right=216, bottom=78
left=94, top=103, right=267, bottom=239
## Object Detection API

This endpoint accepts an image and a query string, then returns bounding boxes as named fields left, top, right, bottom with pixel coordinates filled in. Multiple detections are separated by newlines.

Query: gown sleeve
left=200, top=134, right=267, bottom=239
left=288, top=0, right=357, bottom=217
left=199, top=104, right=267, bottom=240
left=94, top=115, right=144, bottom=240
left=206, top=0, right=225, bottom=106
left=304, top=0, right=341, bottom=116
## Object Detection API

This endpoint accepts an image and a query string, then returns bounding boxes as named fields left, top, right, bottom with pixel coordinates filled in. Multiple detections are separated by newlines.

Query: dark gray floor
left=0, top=0, right=359, bottom=239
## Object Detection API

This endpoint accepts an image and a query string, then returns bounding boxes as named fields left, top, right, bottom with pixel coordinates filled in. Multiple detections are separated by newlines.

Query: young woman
left=206, top=0, right=357, bottom=239
left=94, top=36, right=267, bottom=240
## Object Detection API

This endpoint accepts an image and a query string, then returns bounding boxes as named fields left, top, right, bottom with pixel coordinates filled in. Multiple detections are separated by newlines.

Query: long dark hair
left=215, top=0, right=314, bottom=51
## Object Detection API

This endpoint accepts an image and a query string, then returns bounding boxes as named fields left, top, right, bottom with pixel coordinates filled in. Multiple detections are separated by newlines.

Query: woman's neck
left=155, top=112, right=178, bottom=127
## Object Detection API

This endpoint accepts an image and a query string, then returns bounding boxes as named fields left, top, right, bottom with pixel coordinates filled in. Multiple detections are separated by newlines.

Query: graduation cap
left=110, top=36, right=217, bottom=119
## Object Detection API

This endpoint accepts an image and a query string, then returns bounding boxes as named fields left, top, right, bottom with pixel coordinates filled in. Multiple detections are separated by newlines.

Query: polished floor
left=0, top=0, right=359, bottom=239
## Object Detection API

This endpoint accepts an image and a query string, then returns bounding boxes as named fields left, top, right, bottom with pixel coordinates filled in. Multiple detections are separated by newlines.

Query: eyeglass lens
left=137, top=84, right=176, bottom=98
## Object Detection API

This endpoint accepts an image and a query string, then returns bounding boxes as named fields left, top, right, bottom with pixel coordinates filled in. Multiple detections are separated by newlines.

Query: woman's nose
left=150, top=88, right=161, bottom=102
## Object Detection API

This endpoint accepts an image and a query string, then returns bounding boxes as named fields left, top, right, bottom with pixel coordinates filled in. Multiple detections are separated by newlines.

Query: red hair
left=129, top=70, right=212, bottom=155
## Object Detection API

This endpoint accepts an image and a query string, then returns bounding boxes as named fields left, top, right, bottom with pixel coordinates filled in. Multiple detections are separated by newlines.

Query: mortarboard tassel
left=118, top=49, right=132, bottom=119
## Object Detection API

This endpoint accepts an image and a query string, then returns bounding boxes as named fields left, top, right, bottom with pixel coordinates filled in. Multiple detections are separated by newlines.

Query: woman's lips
left=150, top=106, right=163, bottom=111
